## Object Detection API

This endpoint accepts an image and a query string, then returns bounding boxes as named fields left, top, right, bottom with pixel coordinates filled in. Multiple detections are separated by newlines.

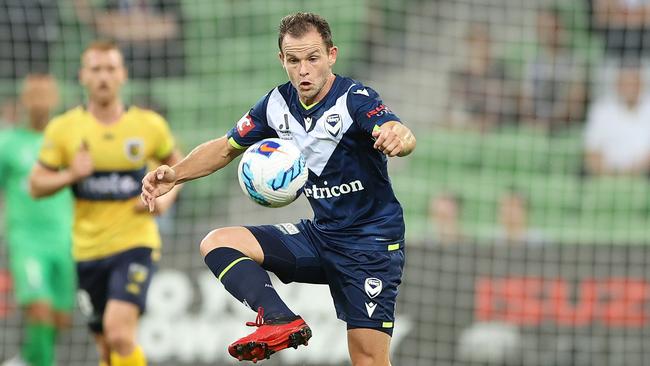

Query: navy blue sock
left=204, top=247, right=295, bottom=320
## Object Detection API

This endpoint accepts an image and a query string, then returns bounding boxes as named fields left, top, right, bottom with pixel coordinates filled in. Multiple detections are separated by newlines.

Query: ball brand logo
left=256, top=141, right=285, bottom=157
left=303, top=179, right=365, bottom=199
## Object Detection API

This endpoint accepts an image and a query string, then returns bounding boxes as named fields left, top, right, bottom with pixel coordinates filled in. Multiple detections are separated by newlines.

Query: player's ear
left=278, top=51, right=285, bottom=68
left=328, top=46, right=338, bottom=67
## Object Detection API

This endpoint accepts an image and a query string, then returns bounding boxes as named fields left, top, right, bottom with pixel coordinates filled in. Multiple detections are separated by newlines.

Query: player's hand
left=372, top=123, right=411, bottom=157
left=141, top=165, right=177, bottom=212
left=70, top=141, right=94, bottom=180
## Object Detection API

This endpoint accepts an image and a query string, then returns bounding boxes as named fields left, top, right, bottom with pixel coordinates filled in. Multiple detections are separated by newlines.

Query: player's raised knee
left=200, top=228, right=234, bottom=256
left=200, top=227, right=264, bottom=263
left=103, top=325, right=136, bottom=356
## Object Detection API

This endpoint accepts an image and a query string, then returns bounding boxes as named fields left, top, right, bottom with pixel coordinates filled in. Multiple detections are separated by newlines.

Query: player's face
left=21, top=75, right=59, bottom=113
left=21, top=75, right=59, bottom=130
left=279, top=29, right=337, bottom=104
left=79, top=49, right=127, bottom=105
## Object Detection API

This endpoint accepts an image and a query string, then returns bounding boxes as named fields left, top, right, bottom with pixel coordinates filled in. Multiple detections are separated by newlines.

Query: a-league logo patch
left=124, top=138, right=144, bottom=162
left=237, top=114, right=255, bottom=137
left=364, top=278, right=382, bottom=299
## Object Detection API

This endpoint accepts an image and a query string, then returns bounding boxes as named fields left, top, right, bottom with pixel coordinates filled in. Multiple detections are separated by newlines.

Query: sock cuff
left=204, top=247, right=253, bottom=281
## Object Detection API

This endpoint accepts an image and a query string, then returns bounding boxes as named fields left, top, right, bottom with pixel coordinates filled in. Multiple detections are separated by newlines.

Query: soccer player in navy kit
left=141, top=12, right=416, bottom=365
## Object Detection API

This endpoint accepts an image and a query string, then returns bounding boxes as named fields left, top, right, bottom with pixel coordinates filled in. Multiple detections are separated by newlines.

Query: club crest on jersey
left=124, top=138, right=144, bottom=162
left=325, top=114, right=341, bottom=137
left=364, top=278, right=383, bottom=299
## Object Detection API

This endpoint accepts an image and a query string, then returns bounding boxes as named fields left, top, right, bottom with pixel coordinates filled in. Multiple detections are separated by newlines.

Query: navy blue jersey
left=227, top=75, right=405, bottom=249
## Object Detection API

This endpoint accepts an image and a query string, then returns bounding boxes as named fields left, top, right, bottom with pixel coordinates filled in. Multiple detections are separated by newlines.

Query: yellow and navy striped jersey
left=39, top=106, right=175, bottom=260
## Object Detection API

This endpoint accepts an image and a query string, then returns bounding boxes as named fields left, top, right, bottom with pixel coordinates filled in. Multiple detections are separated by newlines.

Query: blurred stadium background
left=2, top=0, right=650, bottom=365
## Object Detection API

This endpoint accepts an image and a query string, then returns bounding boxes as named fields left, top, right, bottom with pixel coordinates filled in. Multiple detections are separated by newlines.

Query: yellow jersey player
left=29, top=41, right=182, bottom=366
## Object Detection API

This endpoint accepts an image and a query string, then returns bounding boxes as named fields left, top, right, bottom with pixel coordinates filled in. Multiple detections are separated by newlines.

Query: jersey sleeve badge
left=236, top=114, right=256, bottom=137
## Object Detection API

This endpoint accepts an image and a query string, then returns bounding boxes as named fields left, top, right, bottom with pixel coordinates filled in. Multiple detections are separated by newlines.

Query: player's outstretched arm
left=141, top=135, right=243, bottom=212
left=135, top=149, right=184, bottom=215
left=372, top=121, right=417, bottom=157
left=29, top=143, right=94, bottom=198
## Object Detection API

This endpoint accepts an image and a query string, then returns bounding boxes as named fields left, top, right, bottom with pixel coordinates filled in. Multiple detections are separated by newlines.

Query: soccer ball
left=237, top=138, right=308, bottom=207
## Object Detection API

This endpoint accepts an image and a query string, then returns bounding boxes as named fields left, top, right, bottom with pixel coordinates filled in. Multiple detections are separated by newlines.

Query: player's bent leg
left=201, top=225, right=313, bottom=362
left=200, top=226, right=265, bottom=263
left=347, top=328, right=392, bottom=366
left=103, top=299, right=147, bottom=366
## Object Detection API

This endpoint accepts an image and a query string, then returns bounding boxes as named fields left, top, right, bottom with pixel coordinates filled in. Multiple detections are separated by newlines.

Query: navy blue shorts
left=76, top=247, right=156, bottom=333
left=247, top=220, right=405, bottom=335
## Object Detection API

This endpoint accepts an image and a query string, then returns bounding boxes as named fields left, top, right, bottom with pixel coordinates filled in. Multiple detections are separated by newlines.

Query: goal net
left=1, top=1, right=649, bottom=365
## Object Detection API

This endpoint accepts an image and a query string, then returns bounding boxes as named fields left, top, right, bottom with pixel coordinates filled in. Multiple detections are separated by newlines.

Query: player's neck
left=27, top=109, right=49, bottom=132
left=87, top=99, right=125, bottom=125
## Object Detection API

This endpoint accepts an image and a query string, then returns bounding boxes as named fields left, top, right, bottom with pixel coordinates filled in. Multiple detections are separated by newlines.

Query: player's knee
left=200, top=228, right=232, bottom=256
left=200, top=227, right=264, bottom=263
left=350, top=351, right=390, bottom=366
left=25, top=302, right=53, bottom=323
left=348, top=329, right=391, bottom=366
left=200, top=227, right=251, bottom=257
left=103, top=324, right=136, bottom=355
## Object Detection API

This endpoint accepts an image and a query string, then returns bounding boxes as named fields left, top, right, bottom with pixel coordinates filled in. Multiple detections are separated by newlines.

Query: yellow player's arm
left=29, top=164, right=76, bottom=198
left=141, top=136, right=243, bottom=212
left=29, top=144, right=94, bottom=198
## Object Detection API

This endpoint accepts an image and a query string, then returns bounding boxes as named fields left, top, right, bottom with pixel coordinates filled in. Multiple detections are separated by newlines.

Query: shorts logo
left=274, top=223, right=300, bottom=235
left=365, top=277, right=382, bottom=299
left=127, top=263, right=149, bottom=295
left=124, top=138, right=144, bottom=162
left=237, top=114, right=255, bottom=137
left=325, top=114, right=341, bottom=137
left=365, top=302, right=377, bottom=318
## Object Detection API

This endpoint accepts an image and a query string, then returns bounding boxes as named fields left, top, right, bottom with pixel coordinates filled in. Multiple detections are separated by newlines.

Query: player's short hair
left=278, top=12, right=334, bottom=51
left=81, top=40, right=123, bottom=63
